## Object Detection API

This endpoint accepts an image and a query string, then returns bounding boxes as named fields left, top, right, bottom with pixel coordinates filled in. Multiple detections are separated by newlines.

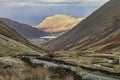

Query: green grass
left=0, top=21, right=45, bottom=54
left=0, top=34, right=40, bottom=55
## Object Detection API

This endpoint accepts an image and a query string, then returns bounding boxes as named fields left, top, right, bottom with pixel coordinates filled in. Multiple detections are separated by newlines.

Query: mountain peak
left=43, top=0, right=120, bottom=53
left=35, top=14, right=84, bottom=33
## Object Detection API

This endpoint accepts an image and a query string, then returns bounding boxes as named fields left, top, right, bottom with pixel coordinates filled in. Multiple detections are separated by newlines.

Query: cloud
left=0, top=5, right=101, bottom=25
left=0, top=0, right=109, bottom=25
left=0, top=0, right=109, bottom=6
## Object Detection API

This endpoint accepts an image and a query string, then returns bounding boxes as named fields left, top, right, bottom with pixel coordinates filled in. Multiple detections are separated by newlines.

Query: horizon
left=0, top=0, right=109, bottom=26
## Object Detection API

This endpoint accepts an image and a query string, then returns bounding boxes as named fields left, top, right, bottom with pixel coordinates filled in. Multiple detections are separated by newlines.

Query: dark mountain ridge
left=0, top=20, right=46, bottom=53
left=0, top=18, right=49, bottom=39
left=43, top=0, right=120, bottom=53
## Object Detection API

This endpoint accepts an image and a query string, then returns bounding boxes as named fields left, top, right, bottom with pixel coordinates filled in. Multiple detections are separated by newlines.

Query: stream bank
left=17, top=55, right=120, bottom=80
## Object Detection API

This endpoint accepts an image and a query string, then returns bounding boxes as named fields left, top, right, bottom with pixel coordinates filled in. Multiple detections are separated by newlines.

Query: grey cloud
left=0, top=0, right=109, bottom=25
left=0, top=0, right=109, bottom=6
left=0, top=5, right=101, bottom=25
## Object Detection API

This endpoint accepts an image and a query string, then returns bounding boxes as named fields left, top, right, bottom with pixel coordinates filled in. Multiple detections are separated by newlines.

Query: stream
left=29, top=58, right=120, bottom=80
left=81, top=72, right=120, bottom=80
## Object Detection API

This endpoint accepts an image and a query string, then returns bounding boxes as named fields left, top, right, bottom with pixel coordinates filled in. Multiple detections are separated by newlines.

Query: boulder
left=2, top=61, right=15, bottom=68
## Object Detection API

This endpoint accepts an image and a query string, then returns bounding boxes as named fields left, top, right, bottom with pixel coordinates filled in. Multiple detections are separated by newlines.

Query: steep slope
left=0, top=18, right=49, bottom=39
left=0, top=34, right=39, bottom=55
left=43, top=0, right=120, bottom=53
left=35, top=14, right=83, bottom=33
left=0, top=20, right=45, bottom=54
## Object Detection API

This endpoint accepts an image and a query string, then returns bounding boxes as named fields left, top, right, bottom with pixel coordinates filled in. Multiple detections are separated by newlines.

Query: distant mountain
left=35, top=14, right=83, bottom=33
left=0, top=18, right=49, bottom=39
left=0, top=20, right=45, bottom=55
left=43, top=0, right=120, bottom=53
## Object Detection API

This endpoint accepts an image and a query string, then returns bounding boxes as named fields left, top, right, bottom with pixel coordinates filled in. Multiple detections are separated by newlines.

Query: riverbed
left=29, top=58, right=120, bottom=80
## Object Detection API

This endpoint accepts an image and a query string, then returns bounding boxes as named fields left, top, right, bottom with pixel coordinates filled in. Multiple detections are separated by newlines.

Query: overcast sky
left=0, top=0, right=109, bottom=25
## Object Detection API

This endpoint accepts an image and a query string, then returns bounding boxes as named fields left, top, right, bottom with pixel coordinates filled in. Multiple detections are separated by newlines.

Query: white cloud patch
left=0, top=0, right=109, bottom=6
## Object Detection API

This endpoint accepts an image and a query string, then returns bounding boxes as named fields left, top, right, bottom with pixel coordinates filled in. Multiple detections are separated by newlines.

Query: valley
left=0, top=0, right=120, bottom=80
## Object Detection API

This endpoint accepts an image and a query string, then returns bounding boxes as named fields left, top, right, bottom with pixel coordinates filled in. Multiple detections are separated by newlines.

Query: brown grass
left=0, top=67, right=74, bottom=80
left=0, top=67, right=51, bottom=80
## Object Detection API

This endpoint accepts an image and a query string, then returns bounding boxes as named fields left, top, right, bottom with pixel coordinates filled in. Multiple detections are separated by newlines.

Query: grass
left=0, top=56, right=74, bottom=80
left=0, top=21, right=45, bottom=54
left=0, top=67, right=49, bottom=80
left=54, top=50, right=120, bottom=79
left=0, top=67, right=74, bottom=80
left=0, top=57, right=44, bottom=80
left=86, top=53, right=120, bottom=59
left=0, top=34, right=40, bottom=55
left=0, top=20, right=45, bottom=55
left=42, top=0, right=120, bottom=54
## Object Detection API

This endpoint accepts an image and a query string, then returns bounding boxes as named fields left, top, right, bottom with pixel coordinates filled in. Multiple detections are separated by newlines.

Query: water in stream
left=30, top=59, right=120, bottom=80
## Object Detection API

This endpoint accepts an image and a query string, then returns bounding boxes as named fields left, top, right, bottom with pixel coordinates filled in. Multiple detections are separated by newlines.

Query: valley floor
left=0, top=51, right=120, bottom=80
left=53, top=51, right=120, bottom=79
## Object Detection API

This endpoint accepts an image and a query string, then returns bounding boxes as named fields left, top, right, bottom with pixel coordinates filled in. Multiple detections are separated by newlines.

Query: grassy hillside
left=43, top=0, right=120, bottom=53
left=0, top=21, right=46, bottom=54
left=0, top=18, right=49, bottom=39
left=0, top=34, right=39, bottom=55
